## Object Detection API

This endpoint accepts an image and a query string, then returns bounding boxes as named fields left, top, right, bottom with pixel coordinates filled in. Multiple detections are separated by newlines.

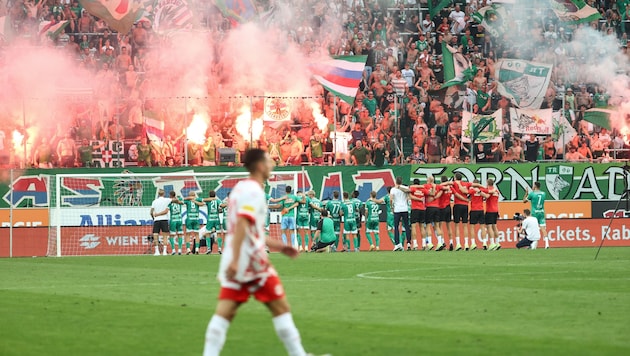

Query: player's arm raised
left=522, top=188, right=530, bottom=203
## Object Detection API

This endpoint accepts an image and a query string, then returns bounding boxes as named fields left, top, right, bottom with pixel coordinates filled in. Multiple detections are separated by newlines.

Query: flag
left=428, top=86, right=466, bottom=110
left=0, top=16, right=14, bottom=42
left=583, top=108, right=617, bottom=130
left=311, top=55, right=367, bottom=105
left=79, top=0, right=151, bottom=33
left=152, top=0, right=195, bottom=34
left=471, top=4, right=508, bottom=38
left=495, top=59, right=553, bottom=109
left=214, top=0, right=258, bottom=25
left=549, top=0, right=602, bottom=24
left=552, top=111, right=577, bottom=151
left=143, top=110, right=164, bottom=142
left=38, top=20, right=69, bottom=41
left=263, top=97, right=291, bottom=129
left=462, top=109, right=503, bottom=144
left=441, top=40, right=476, bottom=89
left=619, top=0, right=629, bottom=20
left=509, top=108, right=553, bottom=135
left=428, top=0, right=450, bottom=19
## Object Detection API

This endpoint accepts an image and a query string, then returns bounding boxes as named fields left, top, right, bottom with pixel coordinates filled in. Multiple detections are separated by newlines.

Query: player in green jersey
left=307, top=191, right=323, bottom=243
left=202, top=190, right=222, bottom=254
left=325, top=191, right=343, bottom=250
left=270, top=186, right=299, bottom=247
left=351, top=191, right=363, bottom=251
left=168, top=191, right=184, bottom=255
left=311, top=210, right=337, bottom=252
left=184, top=191, right=204, bottom=254
left=365, top=191, right=382, bottom=251
left=383, top=187, right=395, bottom=244
left=523, top=181, right=549, bottom=249
left=295, top=191, right=311, bottom=252
left=341, top=192, right=357, bottom=252
left=218, top=192, right=230, bottom=254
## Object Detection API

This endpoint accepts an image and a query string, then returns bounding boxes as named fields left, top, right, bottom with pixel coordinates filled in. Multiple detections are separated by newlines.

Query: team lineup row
left=147, top=173, right=549, bottom=256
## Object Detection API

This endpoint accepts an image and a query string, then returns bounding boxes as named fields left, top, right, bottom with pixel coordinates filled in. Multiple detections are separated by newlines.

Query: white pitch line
left=354, top=269, right=606, bottom=281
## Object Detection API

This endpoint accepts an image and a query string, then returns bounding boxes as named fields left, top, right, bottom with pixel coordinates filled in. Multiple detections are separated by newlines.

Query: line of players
left=155, top=173, right=548, bottom=255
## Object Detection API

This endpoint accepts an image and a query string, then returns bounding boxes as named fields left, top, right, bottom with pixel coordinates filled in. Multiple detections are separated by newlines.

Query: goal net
left=47, top=170, right=300, bottom=256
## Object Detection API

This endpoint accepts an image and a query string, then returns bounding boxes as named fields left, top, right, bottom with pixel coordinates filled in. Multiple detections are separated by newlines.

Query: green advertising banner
left=0, top=166, right=411, bottom=208
left=411, top=163, right=629, bottom=201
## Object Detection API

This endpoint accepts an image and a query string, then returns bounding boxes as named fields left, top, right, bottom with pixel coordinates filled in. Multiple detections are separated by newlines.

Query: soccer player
left=383, top=187, right=395, bottom=245
left=325, top=191, right=343, bottom=250
left=424, top=176, right=445, bottom=251
left=184, top=191, right=204, bottom=254
left=168, top=191, right=184, bottom=255
left=351, top=191, right=363, bottom=251
left=390, top=177, right=411, bottom=252
left=364, top=191, right=382, bottom=251
left=340, top=191, right=358, bottom=251
left=523, top=181, right=549, bottom=249
left=295, top=191, right=311, bottom=252
left=451, top=173, right=472, bottom=250
left=271, top=186, right=299, bottom=247
left=464, top=179, right=486, bottom=250
left=203, top=190, right=222, bottom=254
left=438, top=176, right=456, bottom=251
left=218, top=192, right=230, bottom=255
left=409, top=179, right=428, bottom=251
left=150, top=189, right=171, bottom=256
left=473, top=179, right=501, bottom=250
left=202, top=149, right=314, bottom=356
left=311, top=210, right=337, bottom=253
left=307, top=191, right=323, bottom=244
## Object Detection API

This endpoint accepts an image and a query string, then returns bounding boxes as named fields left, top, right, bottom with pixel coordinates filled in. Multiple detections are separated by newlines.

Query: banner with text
left=411, top=163, right=628, bottom=201
left=510, top=108, right=553, bottom=135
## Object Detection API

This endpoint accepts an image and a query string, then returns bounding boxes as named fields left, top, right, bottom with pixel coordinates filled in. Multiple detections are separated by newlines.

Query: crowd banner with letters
left=495, top=59, right=553, bottom=109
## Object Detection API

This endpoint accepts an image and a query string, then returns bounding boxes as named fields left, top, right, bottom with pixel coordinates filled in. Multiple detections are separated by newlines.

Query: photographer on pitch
left=516, top=209, right=541, bottom=249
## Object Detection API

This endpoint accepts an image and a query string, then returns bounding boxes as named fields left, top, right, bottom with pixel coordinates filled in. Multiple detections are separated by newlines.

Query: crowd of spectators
left=2, top=0, right=630, bottom=168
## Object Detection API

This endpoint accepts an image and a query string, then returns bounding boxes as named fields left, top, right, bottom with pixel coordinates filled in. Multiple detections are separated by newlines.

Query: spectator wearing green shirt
left=137, top=137, right=152, bottom=167
left=362, top=91, right=378, bottom=116
left=76, top=139, right=105, bottom=168
left=351, top=140, right=372, bottom=165
left=308, top=129, right=325, bottom=165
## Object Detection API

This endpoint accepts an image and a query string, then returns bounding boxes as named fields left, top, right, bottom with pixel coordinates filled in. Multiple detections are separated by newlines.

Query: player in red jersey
left=409, top=178, right=429, bottom=250
left=423, top=176, right=444, bottom=251
left=463, top=179, right=488, bottom=250
left=451, top=173, right=472, bottom=250
left=203, top=149, right=322, bottom=356
left=471, top=178, right=501, bottom=250
left=438, top=176, right=456, bottom=251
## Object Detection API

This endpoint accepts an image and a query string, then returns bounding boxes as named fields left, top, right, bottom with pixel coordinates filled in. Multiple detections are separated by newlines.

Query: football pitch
left=1, top=248, right=629, bottom=356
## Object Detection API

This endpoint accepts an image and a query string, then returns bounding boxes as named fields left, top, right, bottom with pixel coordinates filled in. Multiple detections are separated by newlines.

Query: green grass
left=1, top=248, right=629, bottom=356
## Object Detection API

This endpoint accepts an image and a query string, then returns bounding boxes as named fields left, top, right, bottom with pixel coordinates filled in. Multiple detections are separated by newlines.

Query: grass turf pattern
left=1, top=248, right=629, bottom=355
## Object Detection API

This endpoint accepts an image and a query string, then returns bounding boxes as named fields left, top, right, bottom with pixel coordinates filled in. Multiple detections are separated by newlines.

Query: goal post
left=47, top=170, right=301, bottom=257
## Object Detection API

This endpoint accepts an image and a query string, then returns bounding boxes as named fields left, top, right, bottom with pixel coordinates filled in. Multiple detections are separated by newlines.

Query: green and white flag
left=494, top=59, right=553, bottom=109
left=441, top=40, right=476, bottom=89
left=583, top=108, right=617, bottom=130
left=428, top=0, right=450, bottom=19
left=471, top=4, right=508, bottom=38
left=510, top=108, right=553, bottom=135
left=549, top=0, right=602, bottom=24
left=551, top=111, right=577, bottom=152
left=462, top=109, right=503, bottom=144
left=618, top=0, right=629, bottom=20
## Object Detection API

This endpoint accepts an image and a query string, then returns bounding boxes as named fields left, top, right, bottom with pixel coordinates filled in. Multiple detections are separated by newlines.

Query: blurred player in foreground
left=203, top=149, right=322, bottom=356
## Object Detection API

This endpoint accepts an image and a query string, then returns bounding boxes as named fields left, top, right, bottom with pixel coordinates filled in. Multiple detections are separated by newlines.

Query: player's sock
left=281, top=233, right=287, bottom=244
left=353, top=236, right=359, bottom=250
left=272, top=313, right=306, bottom=356
left=203, top=314, right=230, bottom=356
left=490, top=237, right=496, bottom=246
left=343, top=237, right=350, bottom=251
left=304, top=234, right=309, bottom=248
left=464, top=237, right=469, bottom=246
left=456, top=237, right=461, bottom=246
left=154, top=246, right=159, bottom=254
left=177, top=237, right=183, bottom=250
left=217, top=238, right=223, bottom=249
left=387, top=231, right=395, bottom=244
left=296, top=234, right=303, bottom=247
left=437, top=235, right=443, bottom=245
left=374, top=233, right=380, bottom=246
left=169, top=237, right=175, bottom=249
left=366, top=234, right=373, bottom=246
left=544, top=236, right=549, bottom=248
left=205, top=237, right=212, bottom=250
left=186, top=242, right=191, bottom=250
left=291, top=233, right=296, bottom=246
left=195, top=240, right=200, bottom=249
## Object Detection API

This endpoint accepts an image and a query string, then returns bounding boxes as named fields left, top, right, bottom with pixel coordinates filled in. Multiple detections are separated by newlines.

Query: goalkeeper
left=311, top=210, right=337, bottom=252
